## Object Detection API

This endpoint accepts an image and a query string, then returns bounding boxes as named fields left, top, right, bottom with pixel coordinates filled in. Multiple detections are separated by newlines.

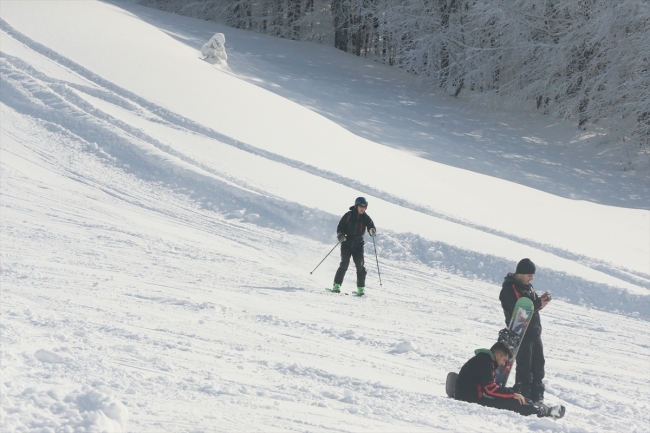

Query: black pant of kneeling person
left=454, top=342, right=565, bottom=419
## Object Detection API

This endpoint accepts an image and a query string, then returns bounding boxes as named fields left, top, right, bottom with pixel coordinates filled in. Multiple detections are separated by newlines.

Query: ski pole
left=372, top=235, right=382, bottom=287
left=310, top=241, right=340, bottom=275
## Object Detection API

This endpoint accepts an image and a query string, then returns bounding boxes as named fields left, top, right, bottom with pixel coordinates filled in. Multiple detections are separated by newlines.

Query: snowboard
left=445, top=372, right=458, bottom=398
left=495, top=297, right=534, bottom=386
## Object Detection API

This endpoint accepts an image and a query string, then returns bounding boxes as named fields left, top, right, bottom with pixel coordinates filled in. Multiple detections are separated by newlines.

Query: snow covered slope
left=1, top=1, right=648, bottom=432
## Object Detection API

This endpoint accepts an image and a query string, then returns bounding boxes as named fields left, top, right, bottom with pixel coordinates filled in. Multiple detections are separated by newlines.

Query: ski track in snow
left=1, top=5, right=649, bottom=433
left=2, top=15, right=649, bottom=290
left=0, top=18, right=648, bottom=319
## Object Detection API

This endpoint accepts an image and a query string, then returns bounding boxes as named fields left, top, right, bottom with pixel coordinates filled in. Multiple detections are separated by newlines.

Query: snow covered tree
left=201, top=33, right=229, bottom=63
left=139, top=0, right=650, bottom=154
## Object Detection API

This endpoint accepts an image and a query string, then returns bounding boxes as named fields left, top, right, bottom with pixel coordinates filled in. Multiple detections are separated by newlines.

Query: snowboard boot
left=332, top=283, right=341, bottom=293
left=355, top=287, right=365, bottom=296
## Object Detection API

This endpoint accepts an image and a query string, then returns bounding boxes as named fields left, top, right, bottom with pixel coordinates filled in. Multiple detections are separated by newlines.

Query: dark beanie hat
left=516, top=258, right=536, bottom=274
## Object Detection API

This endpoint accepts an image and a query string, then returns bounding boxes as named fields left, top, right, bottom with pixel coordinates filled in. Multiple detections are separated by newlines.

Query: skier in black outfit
left=499, top=258, right=551, bottom=404
left=332, top=197, right=376, bottom=295
left=454, top=342, right=565, bottom=418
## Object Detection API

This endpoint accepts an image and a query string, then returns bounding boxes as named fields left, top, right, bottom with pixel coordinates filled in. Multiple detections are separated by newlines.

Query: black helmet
left=355, top=197, right=368, bottom=207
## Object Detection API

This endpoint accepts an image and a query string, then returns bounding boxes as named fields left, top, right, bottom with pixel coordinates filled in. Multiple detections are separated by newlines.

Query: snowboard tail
left=445, top=372, right=458, bottom=398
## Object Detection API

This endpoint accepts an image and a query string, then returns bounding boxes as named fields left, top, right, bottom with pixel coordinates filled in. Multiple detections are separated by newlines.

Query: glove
left=369, top=228, right=376, bottom=237
left=337, top=233, right=347, bottom=243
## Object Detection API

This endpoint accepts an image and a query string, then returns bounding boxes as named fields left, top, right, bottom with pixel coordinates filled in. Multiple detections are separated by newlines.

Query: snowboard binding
left=533, top=401, right=566, bottom=419
left=498, top=328, right=521, bottom=351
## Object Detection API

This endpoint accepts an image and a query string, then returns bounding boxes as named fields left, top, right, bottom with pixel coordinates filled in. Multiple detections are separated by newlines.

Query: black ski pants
left=515, top=333, right=545, bottom=402
left=476, top=397, right=540, bottom=416
left=334, top=243, right=366, bottom=287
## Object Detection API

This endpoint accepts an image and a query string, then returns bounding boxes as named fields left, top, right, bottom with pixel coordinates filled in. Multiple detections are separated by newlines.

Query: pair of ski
left=445, top=297, right=534, bottom=398
left=325, top=288, right=365, bottom=296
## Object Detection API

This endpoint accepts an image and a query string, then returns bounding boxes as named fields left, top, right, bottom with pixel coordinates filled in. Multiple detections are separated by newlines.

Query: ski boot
left=354, top=287, right=365, bottom=296
left=331, top=283, right=341, bottom=293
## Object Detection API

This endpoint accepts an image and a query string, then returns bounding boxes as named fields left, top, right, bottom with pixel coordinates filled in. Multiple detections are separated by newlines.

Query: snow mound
left=528, top=417, right=565, bottom=431
left=34, top=348, right=71, bottom=365
left=391, top=340, right=418, bottom=354
left=1, top=383, right=128, bottom=432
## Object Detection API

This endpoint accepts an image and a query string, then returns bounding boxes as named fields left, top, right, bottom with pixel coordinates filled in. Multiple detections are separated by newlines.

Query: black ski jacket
left=455, top=349, right=517, bottom=402
left=499, top=273, right=543, bottom=338
left=337, top=207, right=375, bottom=248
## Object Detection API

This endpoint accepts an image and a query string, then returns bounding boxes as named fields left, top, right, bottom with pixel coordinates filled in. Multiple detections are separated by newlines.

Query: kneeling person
left=454, top=342, right=564, bottom=418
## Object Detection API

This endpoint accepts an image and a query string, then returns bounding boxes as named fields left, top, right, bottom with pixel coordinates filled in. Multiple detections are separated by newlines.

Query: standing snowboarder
left=499, top=258, right=551, bottom=404
left=332, top=197, right=376, bottom=296
left=454, top=342, right=565, bottom=418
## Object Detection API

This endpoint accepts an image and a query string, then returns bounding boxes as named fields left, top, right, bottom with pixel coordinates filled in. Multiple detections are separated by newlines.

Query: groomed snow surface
left=1, top=1, right=648, bottom=432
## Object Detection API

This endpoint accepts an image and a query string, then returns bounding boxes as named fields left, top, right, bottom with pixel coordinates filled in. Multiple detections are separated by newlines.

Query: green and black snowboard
left=495, top=297, right=534, bottom=386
